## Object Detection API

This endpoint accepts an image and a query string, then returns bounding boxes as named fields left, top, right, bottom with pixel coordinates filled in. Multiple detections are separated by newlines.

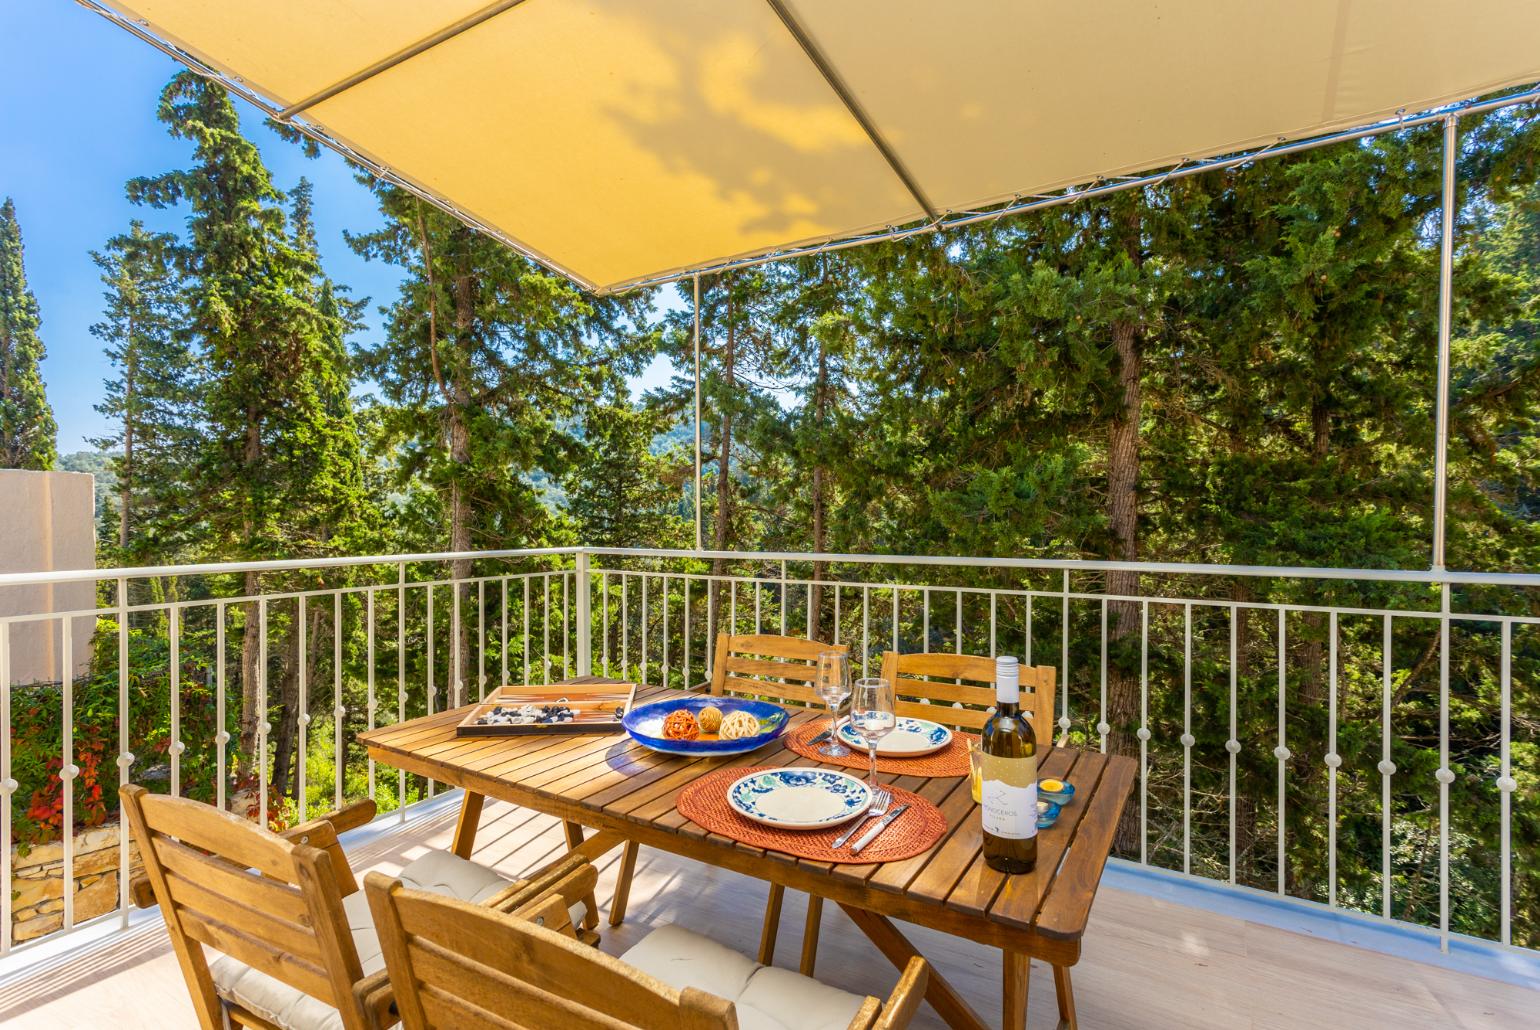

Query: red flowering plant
left=11, top=617, right=235, bottom=849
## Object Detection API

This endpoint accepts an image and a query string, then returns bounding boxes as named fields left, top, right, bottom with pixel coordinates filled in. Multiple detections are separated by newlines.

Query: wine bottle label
left=980, top=752, right=1039, bottom=840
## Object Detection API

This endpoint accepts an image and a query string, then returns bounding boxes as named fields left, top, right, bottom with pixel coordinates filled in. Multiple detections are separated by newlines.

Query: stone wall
left=10, top=823, right=141, bottom=942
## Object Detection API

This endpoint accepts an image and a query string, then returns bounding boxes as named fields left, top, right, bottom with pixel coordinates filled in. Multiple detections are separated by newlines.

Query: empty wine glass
left=815, top=651, right=852, bottom=757
left=850, top=676, right=896, bottom=793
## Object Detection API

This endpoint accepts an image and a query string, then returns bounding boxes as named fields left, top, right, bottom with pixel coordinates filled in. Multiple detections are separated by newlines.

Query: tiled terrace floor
left=1, top=795, right=1534, bottom=1029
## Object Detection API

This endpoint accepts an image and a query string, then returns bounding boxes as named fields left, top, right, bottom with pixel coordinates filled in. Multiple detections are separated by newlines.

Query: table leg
left=1052, top=964, right=1077, bottom=1029
left=609, top=840, right=640, bottom=927
left=569, top=829, right=625, bottom=862
left=451, top=790, right=485, bottom=859
left=800, top=895, right=823, bottom=975
left=1004, top=950, right=1029, bottom=1030
left=561, top=822, right=600, bottom=930
left=837, top=903, right=989, bottom=1030
left=758, top=884, right=785, bottom=965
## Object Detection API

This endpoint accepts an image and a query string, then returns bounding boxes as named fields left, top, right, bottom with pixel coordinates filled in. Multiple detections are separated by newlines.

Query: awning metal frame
left=75, top=0, right=1538, bottom=586
left=76, top=0, right=1540, bottom=299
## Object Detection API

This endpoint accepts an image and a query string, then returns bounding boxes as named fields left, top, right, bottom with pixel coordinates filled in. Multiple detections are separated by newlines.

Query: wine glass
left=814, top=651, right=852, bottom=757
left=850, top=677, right=896, bottom=792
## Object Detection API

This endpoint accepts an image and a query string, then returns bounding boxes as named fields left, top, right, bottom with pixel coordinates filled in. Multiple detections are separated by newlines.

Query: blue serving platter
left=623, top=696, right=789, bottom=755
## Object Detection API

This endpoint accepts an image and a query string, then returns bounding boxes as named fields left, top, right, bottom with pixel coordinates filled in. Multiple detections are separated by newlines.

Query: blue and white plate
left=838, top=716, right=952, bottom=757
left=727, top=768, right=873, bottom=829
left=623, top=697, right=788, bottom=756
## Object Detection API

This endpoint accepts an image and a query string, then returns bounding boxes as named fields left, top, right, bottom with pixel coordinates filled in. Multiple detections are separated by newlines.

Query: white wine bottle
left=980, top=655, right=1038, bottom=873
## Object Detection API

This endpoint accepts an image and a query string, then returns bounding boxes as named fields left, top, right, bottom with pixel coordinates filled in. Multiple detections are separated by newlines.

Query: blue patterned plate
left=838, top=716, right=952, bottom=757
left=727, top=768, right=873, bottom=829
left=623, top=697, right=789, bottom=755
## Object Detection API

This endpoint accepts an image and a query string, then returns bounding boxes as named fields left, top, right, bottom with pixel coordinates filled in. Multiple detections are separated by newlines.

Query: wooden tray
left=456, top=683, right=637, bottom=737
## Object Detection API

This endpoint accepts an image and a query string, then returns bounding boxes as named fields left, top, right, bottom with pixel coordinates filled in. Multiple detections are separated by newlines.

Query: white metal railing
left=0, top=545, right=1533, bottom=960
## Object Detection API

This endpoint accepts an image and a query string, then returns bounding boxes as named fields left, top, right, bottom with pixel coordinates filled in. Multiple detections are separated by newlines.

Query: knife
left=831, top=802, right=881, bottom=850
left=849, top=804, right=910, bottom=855
left=808, top=715, right=848, bottom=746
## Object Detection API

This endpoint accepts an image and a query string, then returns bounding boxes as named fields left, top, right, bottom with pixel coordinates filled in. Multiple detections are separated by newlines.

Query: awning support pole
left=693, top=273, right=703, bottom=553
left=1432, top=114, right=1457, bottom=573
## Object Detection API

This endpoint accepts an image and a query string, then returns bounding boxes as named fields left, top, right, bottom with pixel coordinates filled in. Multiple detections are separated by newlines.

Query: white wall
left=0, top=470, right=96, bottom=685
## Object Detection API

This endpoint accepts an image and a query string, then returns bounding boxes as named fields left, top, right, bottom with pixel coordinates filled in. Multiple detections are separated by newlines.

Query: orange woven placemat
left=676, top=765, right=948, bottom=864
left=784, top=719, right=975, bottom=777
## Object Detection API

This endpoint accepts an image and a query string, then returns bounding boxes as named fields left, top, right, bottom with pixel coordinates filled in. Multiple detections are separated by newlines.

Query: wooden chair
left=880, top=651, right=1057, bottom=738
left=122, top=785, right=600, bottom=1030
left=710, top=632, right=848, bottom=966
left=365, top=870, right=929, bottom=1030
left=709, top=631, right=847, bottom=709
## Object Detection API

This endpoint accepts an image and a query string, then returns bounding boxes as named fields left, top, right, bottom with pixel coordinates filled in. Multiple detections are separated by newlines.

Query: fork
left=832, top=786, right=893, bottom=849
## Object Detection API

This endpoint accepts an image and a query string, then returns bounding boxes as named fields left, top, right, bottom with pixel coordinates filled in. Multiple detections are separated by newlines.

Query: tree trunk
left=449, top=265, right=475, bottom=702
left=1105, top=206, right=1145, bottom=855
left=708, top=285, right=737, bottom=647
left=237, top=405, right=262, bottom=782
left=1105, top=315, right=1143, bottom=763
left=810, top=334, right=829, bottom=641
left=1286, top=394, right=1333, bottom=894
left=271, top=602, right=326, bottom=805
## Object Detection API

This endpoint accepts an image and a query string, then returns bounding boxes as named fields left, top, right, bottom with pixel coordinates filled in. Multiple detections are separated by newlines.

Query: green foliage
left=40, top=78, right=1539, bottom=950
left=90, top=220, right=197, bottom=563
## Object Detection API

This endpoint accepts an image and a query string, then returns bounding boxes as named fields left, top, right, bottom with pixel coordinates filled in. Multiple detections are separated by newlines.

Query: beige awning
left=90, top=1, right=1540, bottom=294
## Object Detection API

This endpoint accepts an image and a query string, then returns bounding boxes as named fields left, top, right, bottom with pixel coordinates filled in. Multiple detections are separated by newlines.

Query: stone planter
left=10, top=823, right=142, bottom=942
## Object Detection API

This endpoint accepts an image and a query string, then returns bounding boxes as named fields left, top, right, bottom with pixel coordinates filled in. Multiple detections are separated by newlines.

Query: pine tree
left=0, top=198, right=57, bottom=470
left=566, top=382, right=687, bottom=548
left=128, top=73, right=369, bottom=790
left=90, top=221, right=195, bottom=564
left=350, top=185, right=648, bottom=698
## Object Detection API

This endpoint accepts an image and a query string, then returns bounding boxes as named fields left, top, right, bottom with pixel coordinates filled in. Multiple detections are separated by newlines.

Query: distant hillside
left=56, top=451, right=116, bottom=521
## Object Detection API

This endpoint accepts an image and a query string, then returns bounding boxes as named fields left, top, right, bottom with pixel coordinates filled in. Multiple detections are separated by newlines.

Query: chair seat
left=620, top=924, right=867, bottom=1030
left=209, top=849, right=511, bottom=1030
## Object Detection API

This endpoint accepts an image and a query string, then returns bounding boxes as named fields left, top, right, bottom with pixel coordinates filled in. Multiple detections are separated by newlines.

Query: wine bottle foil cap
left=995, top=655, right=1020, bottom=702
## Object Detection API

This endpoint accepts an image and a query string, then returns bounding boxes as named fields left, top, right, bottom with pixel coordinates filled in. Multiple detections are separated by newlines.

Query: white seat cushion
left=208, top=849, right=511, bottom=1030
left=620, top=924, right=867, bottom=1030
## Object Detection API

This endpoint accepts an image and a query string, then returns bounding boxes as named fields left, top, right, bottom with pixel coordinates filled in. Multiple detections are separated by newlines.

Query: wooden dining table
left=360, top=677, right=1135, bottom=1030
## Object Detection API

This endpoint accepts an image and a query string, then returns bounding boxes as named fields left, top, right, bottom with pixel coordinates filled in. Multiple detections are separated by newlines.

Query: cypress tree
left=0, top=198, right=57, bottom=470
left=91, top=221, right=195, bottom=565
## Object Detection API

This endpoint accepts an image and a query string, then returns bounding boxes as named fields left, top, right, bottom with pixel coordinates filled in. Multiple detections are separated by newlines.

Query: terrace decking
left=0, top=793, right=1532, bottom=1029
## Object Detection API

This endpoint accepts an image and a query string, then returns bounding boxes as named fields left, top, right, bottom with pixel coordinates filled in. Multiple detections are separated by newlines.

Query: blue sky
left=1, top=3, right=676, bottom=453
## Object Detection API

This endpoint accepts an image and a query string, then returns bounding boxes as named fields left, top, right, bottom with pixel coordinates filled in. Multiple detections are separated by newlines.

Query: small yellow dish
left=1040, top=778, right=1065, bottom=792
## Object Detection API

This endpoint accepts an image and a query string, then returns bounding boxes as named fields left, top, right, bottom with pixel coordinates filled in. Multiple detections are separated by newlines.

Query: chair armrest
left=483, top=853, right=596, bottom=915
left=282, top=820, right=360, bottom=896
left=518, top=894, right=578, bottom=938
left=873, top=957, right=928, bottom=1029
left=352, top=968, right=396, bottom=1030
left=483, top=854, right=601, bottom=945
left=283, top=798, right=377, bottom=840
left=128, top=874, right=157, bottom=910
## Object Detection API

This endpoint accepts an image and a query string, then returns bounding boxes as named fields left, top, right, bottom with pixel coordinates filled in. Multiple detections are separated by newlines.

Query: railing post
left=576, top=550, right=592, bottom=677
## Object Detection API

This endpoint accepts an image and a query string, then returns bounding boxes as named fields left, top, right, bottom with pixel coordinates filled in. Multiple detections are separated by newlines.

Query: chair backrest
left=708, top=633, right=845, bottom=708
left=878, top=652, right=1057, bottom=738
left=120, top=784, right=369, bottom=1030
left=365, top=872, right=740, bottom=1030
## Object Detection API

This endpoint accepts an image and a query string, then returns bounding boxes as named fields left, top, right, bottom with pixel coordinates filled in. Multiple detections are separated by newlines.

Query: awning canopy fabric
left=91, top=1, right=1540, bottom=294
